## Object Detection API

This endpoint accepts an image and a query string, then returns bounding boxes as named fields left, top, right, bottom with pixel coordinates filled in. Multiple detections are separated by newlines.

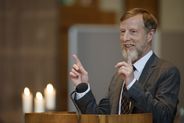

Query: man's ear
left=147, top=29, right=156, bottom=42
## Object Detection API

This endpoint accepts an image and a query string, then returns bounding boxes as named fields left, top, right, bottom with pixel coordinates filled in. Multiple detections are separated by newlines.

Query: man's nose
left=123, top=32, right=130, bottom=41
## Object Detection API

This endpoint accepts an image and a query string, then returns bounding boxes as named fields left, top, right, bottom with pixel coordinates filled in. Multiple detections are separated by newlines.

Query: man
left=69, top=8, right=180, bottom=123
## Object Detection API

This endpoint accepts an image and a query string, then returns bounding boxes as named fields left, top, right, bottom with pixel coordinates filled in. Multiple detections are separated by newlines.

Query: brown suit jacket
left=75, top=53, right=180, bottom=123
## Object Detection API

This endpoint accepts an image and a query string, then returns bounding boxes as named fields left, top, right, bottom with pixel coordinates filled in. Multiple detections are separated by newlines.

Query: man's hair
left=120, top=8, right=158, bottom=32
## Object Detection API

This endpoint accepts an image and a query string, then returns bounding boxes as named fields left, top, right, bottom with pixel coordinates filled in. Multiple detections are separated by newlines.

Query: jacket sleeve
left=75, top=90, right=111, bottom=114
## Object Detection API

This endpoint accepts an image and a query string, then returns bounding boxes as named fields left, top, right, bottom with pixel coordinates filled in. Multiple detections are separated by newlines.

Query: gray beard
left=122, top=49, right=138, bottom=63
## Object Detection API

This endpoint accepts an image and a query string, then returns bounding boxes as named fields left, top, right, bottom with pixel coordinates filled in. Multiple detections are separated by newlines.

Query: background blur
left=0, top=0, right=183, bottom=123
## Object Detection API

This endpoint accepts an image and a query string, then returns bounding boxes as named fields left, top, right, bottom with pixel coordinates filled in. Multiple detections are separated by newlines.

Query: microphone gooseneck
left=70, top=83, right=88, bottom=123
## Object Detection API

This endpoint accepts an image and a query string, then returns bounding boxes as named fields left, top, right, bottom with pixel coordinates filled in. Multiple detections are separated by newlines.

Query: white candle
left=44, top=83, right=56, bottom=110
left=22, top=87, right=33, bottom=113
left=34, top=92, right=45, bottom=112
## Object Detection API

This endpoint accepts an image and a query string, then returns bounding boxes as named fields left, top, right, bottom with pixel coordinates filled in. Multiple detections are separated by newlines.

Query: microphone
left=76, top=83, right=88, bottom=93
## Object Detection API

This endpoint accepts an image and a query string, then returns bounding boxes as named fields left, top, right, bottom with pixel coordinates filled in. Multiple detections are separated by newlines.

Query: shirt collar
left=134, top=50, right=153, bottom=72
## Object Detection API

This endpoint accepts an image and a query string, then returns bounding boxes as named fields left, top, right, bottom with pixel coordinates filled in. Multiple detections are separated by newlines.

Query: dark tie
left=133, top=65, right=136, bottom=71
left=121, top=84, right=132, bottom=114
left=121, top=65, right=136, bottom=114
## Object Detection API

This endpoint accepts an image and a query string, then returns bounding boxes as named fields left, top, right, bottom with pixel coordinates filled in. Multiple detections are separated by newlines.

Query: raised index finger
left=72, top=54, right=82, bottom=66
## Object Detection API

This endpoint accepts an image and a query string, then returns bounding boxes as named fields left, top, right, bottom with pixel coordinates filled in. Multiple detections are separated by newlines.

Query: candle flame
left=24, top=87, right=30, bottom=96
left=47, top=83, right=54, bottom=93
left=36, top=92, right=43, bottom=100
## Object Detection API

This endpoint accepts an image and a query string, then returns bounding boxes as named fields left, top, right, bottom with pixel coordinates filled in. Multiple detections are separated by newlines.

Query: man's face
left=120, top=14, right=152, bottom=63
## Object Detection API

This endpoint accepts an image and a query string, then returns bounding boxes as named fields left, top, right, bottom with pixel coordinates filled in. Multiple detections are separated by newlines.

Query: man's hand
left=69, top=54, right=89, bottom=86
left=115, top=57, right=134, bottom=86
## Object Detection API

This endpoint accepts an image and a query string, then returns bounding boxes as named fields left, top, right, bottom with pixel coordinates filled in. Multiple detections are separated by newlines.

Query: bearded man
left=69, top=8, right=180, bottom=123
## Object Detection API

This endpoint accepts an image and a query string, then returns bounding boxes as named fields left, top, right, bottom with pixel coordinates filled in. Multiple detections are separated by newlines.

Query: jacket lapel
left=110, top=74, right=123, bottom=114
left=138, top=53, right=158, bottom=86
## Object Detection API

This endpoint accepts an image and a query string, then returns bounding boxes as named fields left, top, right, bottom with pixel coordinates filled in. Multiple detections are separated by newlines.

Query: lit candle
left=44, top=83, right=56, bottom=110
left=34, top=92, right=45, bottom=112
left=22, top=87, right=33, bottom=113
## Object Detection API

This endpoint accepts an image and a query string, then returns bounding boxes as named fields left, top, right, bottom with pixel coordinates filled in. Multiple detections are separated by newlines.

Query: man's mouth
left=124, top=44, right=135, bottom=48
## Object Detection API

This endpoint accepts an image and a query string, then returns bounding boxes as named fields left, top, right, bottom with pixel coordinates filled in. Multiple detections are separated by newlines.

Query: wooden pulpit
left=25, top=112, right=152, bottom=123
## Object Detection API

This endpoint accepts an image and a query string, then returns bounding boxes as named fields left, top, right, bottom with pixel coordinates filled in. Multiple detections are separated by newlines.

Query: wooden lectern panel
left=107, top=114, right=152, bottom=123
left=25, top=112, right=152, bottom=123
